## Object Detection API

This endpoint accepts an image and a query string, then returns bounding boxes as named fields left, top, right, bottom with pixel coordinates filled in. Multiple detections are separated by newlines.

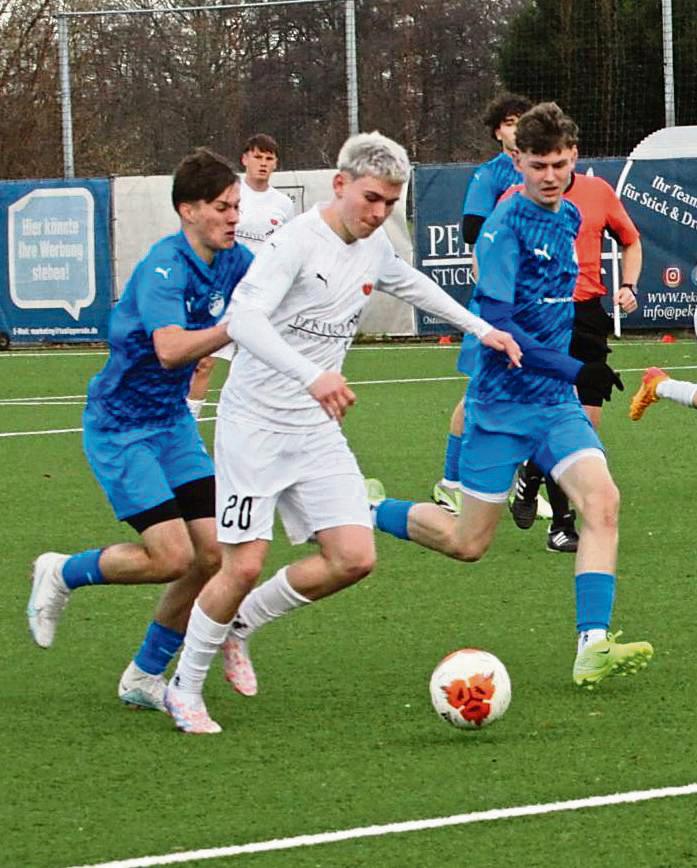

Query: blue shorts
left=459, top=399, right=604, bottom=499
left=83, top=410, right=214, bottom=521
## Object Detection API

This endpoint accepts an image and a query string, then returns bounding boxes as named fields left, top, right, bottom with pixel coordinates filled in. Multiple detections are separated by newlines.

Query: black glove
left=575, top=362, right=624, bottom=401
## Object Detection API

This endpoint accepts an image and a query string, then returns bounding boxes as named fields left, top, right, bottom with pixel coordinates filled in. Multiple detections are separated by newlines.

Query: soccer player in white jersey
left=186, top=134, right=295, bottom=419
left=164, top=131, right=522, bottom=733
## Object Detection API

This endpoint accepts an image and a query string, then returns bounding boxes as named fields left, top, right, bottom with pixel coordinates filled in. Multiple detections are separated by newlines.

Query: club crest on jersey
left=270, top=218, right=279, bottom=226
left=362, top=282, right=373, bottom=296
left=208, top=293, right=225, bottom=318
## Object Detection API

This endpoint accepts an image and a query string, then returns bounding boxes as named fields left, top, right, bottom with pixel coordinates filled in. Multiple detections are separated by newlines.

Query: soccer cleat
left=573, top=631, right=654, bottom=689
left=27, top=552, right=71, bottom=648
left=547, top=511, right=579, bottom=553
left=222, top=636, right=258, bottom=697
left=431, top=481, right=464, bottom=515
left=509, top=471, right=541, bottom=529
left=118, top=661, right=167, bottom=712
left=164, top=684, right=222, bottom=734
left=629, top=367, right=668, bottom=421
left=365, top=477, right=386, bottom=507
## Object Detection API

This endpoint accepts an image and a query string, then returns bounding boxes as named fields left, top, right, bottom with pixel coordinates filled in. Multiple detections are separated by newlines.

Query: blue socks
left=374, top=498, right=414, bottom=540
left=134, top=621, right=185, bottom=676
left=575, top=571, right=615, bottom=632
left=62, top=549, right=106, bottom=590
left=443, top=434, right=462, bottom=483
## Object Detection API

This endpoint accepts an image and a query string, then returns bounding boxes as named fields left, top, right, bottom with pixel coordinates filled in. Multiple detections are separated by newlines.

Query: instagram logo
left=663, top=266, right=682, bottom=288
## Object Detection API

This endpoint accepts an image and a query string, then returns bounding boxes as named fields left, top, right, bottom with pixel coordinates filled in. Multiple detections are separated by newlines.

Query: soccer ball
left=429, top=648, right=511, bottom=729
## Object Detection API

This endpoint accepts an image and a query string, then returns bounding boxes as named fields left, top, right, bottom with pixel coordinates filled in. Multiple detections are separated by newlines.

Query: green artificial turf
left=1, top=339, right=696, bottom=868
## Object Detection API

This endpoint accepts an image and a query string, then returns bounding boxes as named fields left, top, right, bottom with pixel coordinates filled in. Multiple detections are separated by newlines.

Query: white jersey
left=220, top=205, right=491, bottom=433
left=235, top=178, right=295, bottom=253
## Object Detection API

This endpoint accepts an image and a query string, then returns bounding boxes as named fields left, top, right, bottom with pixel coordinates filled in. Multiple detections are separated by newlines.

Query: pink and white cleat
left=164, top=685, right=221, bottom=735
left=222, top=636, right=258, bottom=697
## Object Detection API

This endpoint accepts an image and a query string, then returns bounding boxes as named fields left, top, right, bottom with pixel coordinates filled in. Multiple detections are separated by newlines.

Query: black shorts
left=569, top=298, right=612, bottom=407
left=125, top=475, right=216, bottom=534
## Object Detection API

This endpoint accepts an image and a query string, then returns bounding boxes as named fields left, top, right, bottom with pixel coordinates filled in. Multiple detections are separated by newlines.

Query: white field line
left=68, top=782, right=697, bottom=868
left=0, top=338, right=695, bottom=361
left=4, top=365, right=697, bottom=439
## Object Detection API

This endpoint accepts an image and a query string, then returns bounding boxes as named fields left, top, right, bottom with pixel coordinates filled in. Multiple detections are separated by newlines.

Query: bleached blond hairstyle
left=336, top=131, right=410, bottom=183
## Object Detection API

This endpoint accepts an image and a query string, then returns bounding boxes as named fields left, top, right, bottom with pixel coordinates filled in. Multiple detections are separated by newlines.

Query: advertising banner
left=413, top=148, right=697, bottom=334
left=0, top=178, right=112, bottom=346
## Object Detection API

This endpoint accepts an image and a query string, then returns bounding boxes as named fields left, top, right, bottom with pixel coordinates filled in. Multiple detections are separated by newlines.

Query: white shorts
left=214, top=416, right=372, bottom=544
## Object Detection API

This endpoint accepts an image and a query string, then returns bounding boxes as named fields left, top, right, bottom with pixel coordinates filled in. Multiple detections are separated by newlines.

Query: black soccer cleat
left=509, top=466, right=542, bottom=530
left=546, top=511, right=579, bottom=553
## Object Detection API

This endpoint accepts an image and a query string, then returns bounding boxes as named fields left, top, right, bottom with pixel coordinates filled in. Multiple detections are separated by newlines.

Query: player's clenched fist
left=309, top=371, right=357, bottom=422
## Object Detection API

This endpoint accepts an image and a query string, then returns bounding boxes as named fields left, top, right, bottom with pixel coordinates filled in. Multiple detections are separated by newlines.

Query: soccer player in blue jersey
left=370, top=103, right=654, bottom=689
left=459, top=93, right=533, bottom=247
left=432, top=93, right=544, bottom=516
left=27, top=147, right=253, bottom=711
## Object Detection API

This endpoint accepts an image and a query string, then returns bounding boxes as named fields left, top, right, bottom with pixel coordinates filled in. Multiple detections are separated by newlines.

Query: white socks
left=577, top=628, right=608, bottom=653
left=230, top=566, right=311, bottom=640
left=171, top=602, right=230, bottom=699
left=656, top=378, right=697, bottom=408
left=186, top=398, right=204, bottom=420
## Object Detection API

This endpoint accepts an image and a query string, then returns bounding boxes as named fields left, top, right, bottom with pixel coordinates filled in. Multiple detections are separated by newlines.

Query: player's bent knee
left=151, top=547, right=196, bottom=582
left=579, top=482, right=620, bottom=530
left=228, top=559, right=264, bottom=593
left=449, top=537, right=489, bottom=563
left=327, top=549, right=376, bottom=585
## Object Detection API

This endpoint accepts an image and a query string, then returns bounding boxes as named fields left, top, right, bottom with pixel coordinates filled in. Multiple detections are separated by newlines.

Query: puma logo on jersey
left=155, top=267, right=172, bottom=279
left=534, top=244, right=551, bottom=260
left=316, top=273, right=329, bottom=287
left=482, top=231, right=498, bottom=243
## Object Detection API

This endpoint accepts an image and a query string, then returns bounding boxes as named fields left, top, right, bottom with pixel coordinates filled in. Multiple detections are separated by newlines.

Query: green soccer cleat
left=432, top=482, right=464, bottom=515
left=365, top=477, right=386, bottom=507
left=573, top=631, right=654, bottom=689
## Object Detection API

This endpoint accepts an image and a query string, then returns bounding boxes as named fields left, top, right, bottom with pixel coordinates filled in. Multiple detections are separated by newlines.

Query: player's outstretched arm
left=153, top=323, right=231, bottom=369
left=376, top=253, right=520, bottom=366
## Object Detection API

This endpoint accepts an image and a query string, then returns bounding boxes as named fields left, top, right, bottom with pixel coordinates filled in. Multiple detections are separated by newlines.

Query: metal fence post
left=345, top=0, right=359, bottom=136
left=661, top=0, right=675, bottom=127
left=57, top=13, right=75, bottom=178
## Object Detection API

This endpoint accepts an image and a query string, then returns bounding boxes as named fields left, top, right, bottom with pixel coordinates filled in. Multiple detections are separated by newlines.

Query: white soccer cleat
left=27, top=552, right=71, bottom=648
left=118, top=661, right=167, bottom=712
left=222, top=636, right=258, bottom=697
left=164, top=684, right=222, bottom=735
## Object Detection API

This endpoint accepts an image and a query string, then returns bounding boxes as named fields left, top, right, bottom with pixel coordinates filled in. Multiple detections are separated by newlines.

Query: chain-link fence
left=2, top=0, right=696, bottom=179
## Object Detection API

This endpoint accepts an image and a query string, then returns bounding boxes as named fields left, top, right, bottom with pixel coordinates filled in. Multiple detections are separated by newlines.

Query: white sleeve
left=376, top=242, right=492, bottom=339
left=226, top=232, right=323, bottom=387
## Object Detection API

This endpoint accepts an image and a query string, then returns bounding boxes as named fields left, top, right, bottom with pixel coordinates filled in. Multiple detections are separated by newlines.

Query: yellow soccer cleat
left=573, top=631, right=654, bottom=689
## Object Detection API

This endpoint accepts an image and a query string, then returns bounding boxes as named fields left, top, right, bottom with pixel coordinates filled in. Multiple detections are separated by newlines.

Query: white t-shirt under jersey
left=220, top=205, right=491, bottom=433
left=235, top=178, right=295, bottom=254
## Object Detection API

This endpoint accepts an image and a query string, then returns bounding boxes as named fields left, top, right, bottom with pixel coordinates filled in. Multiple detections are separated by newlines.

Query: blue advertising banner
left=413, top=156, right=697, bottom=334
left=0, top=178, right=112, bottom=346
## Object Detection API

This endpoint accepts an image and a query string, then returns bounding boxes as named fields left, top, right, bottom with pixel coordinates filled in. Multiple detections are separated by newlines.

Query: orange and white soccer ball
left=429, top=648, right=511, bottom=729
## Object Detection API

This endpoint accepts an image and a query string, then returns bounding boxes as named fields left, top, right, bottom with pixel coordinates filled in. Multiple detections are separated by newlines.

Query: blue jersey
left=469, top=192, right=581, bottom=405
left=86, top=232, right=253, bottom=430
left=462, top=152, right=521, bottom=218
